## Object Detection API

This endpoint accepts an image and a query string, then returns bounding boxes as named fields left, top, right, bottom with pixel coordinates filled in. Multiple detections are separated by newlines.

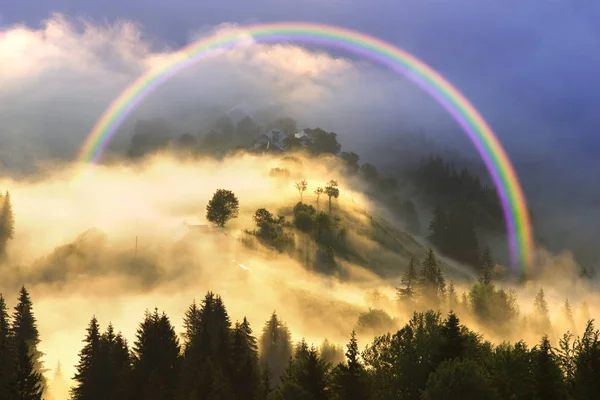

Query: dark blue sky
left=3, top=0, right=599, bottom=159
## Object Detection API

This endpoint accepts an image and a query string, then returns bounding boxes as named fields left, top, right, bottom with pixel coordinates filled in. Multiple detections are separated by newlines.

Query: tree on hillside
left=269, top=117, right=297, bottom=135
left=315, top=212, right=333, bottom=242
left=562, top=299, right=576, bottom=332
left=531, top=336, right=568, bottom=399
left=178, top=293, right=235, bottom=399
left=71, top=316, right=102, bottom=400
left=14, top=340, right=43, bottom=400
left=314, top=187, right=324, bottom=210
left=403, top=199, right=421, bottom=234
left=307, top=128, right=341, bottom=155
left=330, top=330, right=369, bottom=400
left=12, top=286, right=46, bottom=398
left=319, top=339, right=344, bottom=366
left=447, top=281, right=459, bottom=311
left=278, top=345, right=330, bottom=400
left=396, top=257, right=418, bottom=304
left=131, top=309, right=181, bottom=400
left=0, top=191, right=15, bottom=257
left=571, top=321, right=600, bottom=398
left=360, top=163, right=379, bottom=181
left=422, top=359, right=500, bottom=400
left=429, top=205, right=449, bottom=252
left=295, top=180, right=308, bottom=203
left=99, top=323, right=132, bottom=400
left=324, top=180, right=340, bottom=214
left=293, top=203, right=317, bottom=233
left=0, top=294, right=15, bottom=399
left=420, top=249, right=444, bottom=308
left=533, top=287, right=551, bottom=332
left=236, top=116, right=259, bottom=141
left=479, top=246, right=494, bottom=285
left=206, top=189, right=239, bottom=228
left=340, top=152, right=360, bottom=174
left=50, top=361, right=69, bottom=400
left=231, top=317, right=261, bottom=400
left=259, top=311, right=293, bottom=384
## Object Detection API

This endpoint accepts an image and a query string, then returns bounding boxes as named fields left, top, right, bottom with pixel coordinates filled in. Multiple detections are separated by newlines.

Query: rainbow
left=78, top=22, right=534, bottom=271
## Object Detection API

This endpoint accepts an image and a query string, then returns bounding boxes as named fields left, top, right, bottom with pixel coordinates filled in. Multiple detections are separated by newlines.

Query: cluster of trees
left=241, top=177, right=345, bottom=273
left=412, top=155, right=504, bottom=229
left=2, top=285, right=600, bottom=399
left=394, top=248, right=593, bottom=346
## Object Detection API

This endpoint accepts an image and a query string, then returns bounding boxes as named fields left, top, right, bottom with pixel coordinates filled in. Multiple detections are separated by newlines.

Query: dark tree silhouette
left=131, top=309, right=181, bottom=400
left=206, top=189, right=239, bottom=228
left=0, top=294, right=15, bottom=399
left=0, top=191, right=15, bottom=257
left=324, top=180, right=340, bottom=214
left=12, top=286, right=46, bottom=398
left=259, top=311, right=293, bottom=384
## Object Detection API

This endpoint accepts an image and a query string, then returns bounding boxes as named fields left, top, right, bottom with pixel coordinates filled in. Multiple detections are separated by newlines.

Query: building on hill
left=293, top=130, right=314, bottom=146
left=248, top=128, right=315, bottom=154
left=250, top=129, right=286, bottom=154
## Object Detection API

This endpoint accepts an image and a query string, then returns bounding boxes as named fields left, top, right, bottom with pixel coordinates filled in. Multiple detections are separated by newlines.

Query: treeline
left=1, top=283, right=600, bottom=399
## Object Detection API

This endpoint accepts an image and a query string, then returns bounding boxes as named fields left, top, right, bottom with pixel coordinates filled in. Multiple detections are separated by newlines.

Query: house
left=294, top=130, right=314, bottom=147
left=173, top=221, right=212, bottom=242
left=249, top=129, right=286, bottom=153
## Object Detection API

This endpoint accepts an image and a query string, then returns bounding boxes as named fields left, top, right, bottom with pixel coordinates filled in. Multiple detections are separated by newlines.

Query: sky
left=1, top=0, right=599, bottom=260
left=2, top=1, right=599, bottom=165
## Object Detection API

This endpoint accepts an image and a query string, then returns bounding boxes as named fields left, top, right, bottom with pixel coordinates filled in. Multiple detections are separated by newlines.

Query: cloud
left=0, top=14, right=456, bottom=174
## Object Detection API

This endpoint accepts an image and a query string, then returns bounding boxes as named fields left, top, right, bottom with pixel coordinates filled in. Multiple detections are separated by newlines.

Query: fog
left=0, top=14, right=450, bottom=175
left=0, top=152, right=597, bottom=399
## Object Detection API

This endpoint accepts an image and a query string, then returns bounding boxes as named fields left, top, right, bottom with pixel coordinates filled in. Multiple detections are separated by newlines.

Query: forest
left=0, top=116, right=597, bottom=399
left=0, top=185, right=599, bottom=399
left=1, top=278, right=599, bottom=400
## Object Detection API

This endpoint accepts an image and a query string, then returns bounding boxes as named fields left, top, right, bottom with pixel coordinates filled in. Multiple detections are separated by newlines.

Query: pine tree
left=70, top=316, right=102, bottom=400
left=131, top=309, right=181, bottom=400
left=282, top=346, right=329, bottom=400
left=396, top=257, right=418, bottom=303
left=562, top=299, right=575, bottom=331
left=447, top=281, right=459, bottom=312
left=331, top=330, right=369, bottom=400
left=0, top=294, right=16, bottom=399
left=572, top=321, right=600, bottom=399
left=479, top=246, right=494, bottom=285
left=181, top=300, right=201, bottom=354
left=324, top=180, right=340, bottom=214
left=231, top=317, right=261, bottom=400
left=428, top=205, right=448, bottom=252
left=436, top=264, right=446, bottom=301
left=0, top=191, right=15, bottom=257
left=259, top=311, right=293, bottom=384
left=533, top=287, right=551, bottom=333
left=12, top=286, right=46, bottom=399
left=440, top=312, right=467, bottom=361
left=420, top=249, right=443, bottom=308
left=531, top=336, right=567, bottom=399
left=178, top=293, right=234, bottom=400
left=50, top=361, right=69, bottom=400
left=14, top=340, right=43, bottom=400
left=99, top=323, right=132, bottom=400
